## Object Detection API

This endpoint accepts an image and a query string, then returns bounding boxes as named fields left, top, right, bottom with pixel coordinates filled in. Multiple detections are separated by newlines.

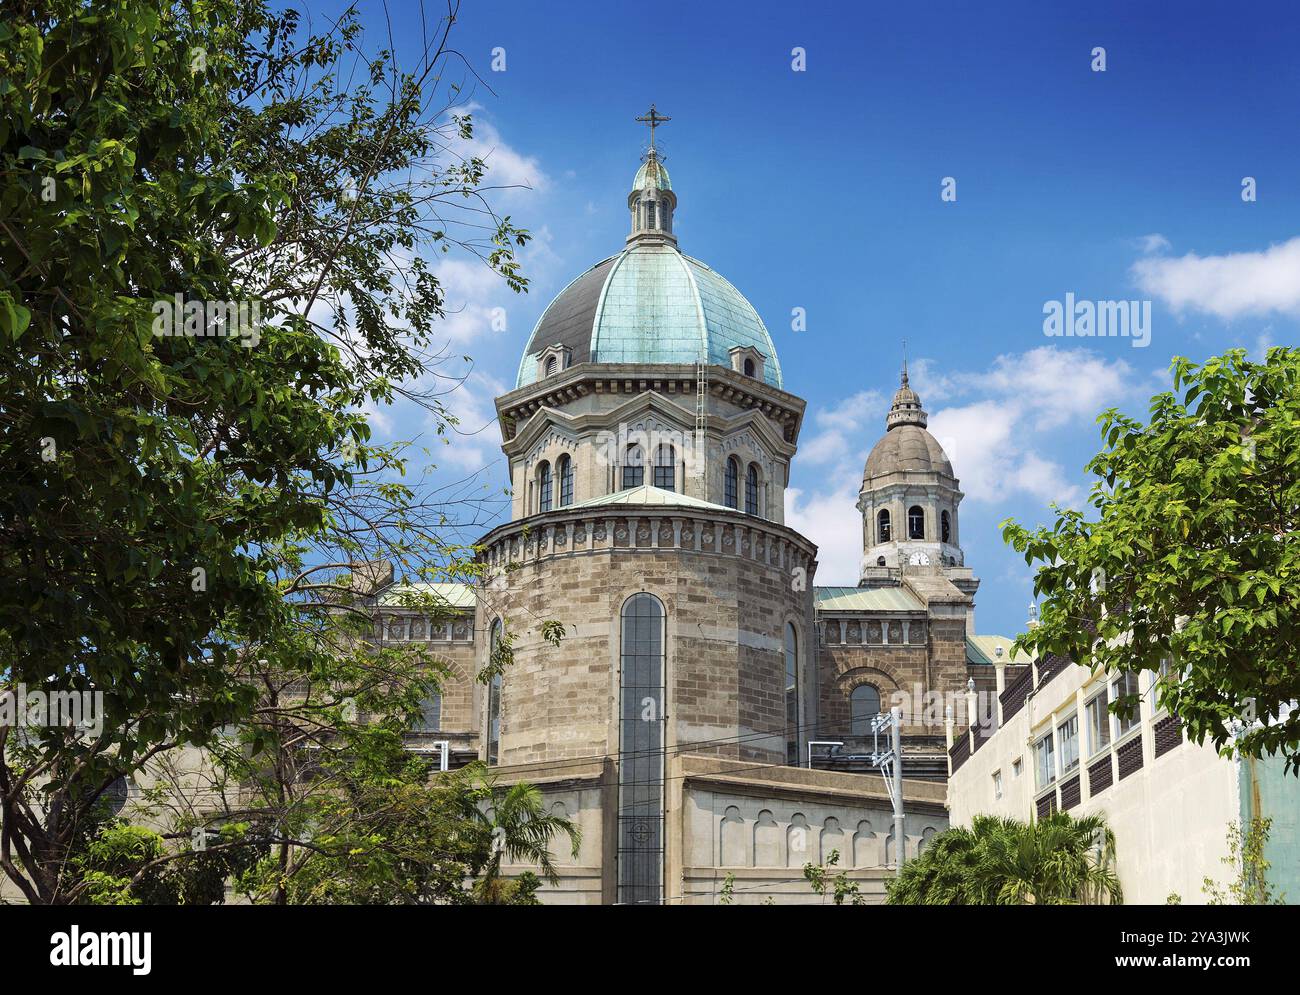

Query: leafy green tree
left=0, top=0, right=535, bottom=903
left=887, top=813, right=1121, bottom=905
left=1203, top=817, right=1285, bottom=905
left=1003, top=348, right=1300, bottom=770
left=803, top=849, right=866, bottom=905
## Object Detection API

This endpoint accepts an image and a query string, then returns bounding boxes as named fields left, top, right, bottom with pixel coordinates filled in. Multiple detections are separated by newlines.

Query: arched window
left=743, top=357, right=755, bottom=377
left=536, top=460, right=552, bottom=513
left=785, top=623, right=800, bottom=765
left=652, top=444, right=675, bottom=491
left=415, top=693, right=442, bottom=733
left=745, top=463, right=760, bottom=515
left=557, top=454, right=573, bottom=507
left=645, top=201, right=657, bottom=230
left=908, top=505, right=925, bottom=540
left=622, top=443, right=644, bottom=489
left=544, top=355, right=557, bottom=377
left=877, top=509, right=891, bottom=543
left=941, top=510, right=951, bottom=544
left=851, top=684, right=881, bottom=737
left=487, top=619, right=503, bottom=764
left=724, top=456, right=739, bottom=509
left=620, top=593, right=665, bottom=905
left=876, top=556, right=887, bottom=567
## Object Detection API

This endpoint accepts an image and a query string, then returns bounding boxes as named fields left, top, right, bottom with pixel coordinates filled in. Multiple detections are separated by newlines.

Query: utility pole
left=870, top=705, right=906, bottom=875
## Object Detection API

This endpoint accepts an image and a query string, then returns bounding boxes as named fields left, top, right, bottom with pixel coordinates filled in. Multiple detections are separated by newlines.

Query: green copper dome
left=632, top=156, right=672, bottom=191
left=516, top=241, right=782, bottom=389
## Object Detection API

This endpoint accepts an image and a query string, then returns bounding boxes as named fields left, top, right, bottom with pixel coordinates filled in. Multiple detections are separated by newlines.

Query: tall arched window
left=557, top=454, right=573, bottom=507
left=652, top=444, right=675, bottom=491
left=785, top=623, right=800, bottom=766
left=619, top=593, right=665, bottom=905
left=941, top=510, right=951, bottom=543
left=743, top=357, right=755, bottom=377
left=908, top=505, right=925, bottom=540
left=487, top=619, right=502, bottom=765
left=622, top=443, right=644, bottom=489
left=544, top=355, right=557, bottom=377
left=745, top=464, right=760, bottom=515
left=415, top=692, right=442, bottom=733
left=536, top=460, right=552, bottom=513
left=645, top=201, right=657, bottom=230
left=724, top=456, right=739, bottom=509
left=851, top=684, right=881, bottom=737
left=877, top=509, right=891, bottom=543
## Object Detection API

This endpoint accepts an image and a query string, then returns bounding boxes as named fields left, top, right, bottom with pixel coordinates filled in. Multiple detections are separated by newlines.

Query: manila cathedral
left=362, top=117, right=1033, bottom=904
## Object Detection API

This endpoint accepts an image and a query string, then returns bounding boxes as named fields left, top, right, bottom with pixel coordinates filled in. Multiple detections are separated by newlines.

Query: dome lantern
left=629, top=105, right=676, bottom=243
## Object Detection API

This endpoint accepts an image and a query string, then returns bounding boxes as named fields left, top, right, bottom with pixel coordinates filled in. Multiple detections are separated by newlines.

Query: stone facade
left=474, top=503, right=817, bottom=767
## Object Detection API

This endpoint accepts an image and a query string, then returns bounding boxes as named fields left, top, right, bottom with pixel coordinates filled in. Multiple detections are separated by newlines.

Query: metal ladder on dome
left=694, top=357, right=708, bottom=502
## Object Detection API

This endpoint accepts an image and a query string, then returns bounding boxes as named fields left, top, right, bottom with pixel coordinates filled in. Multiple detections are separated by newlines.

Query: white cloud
left=447, top=102, right=548, bottom=197
left=799, top=389, right=883, bottom=464
left=1136, top=233, right=1171, bottom=255
left=430, top=370, right=509, bottom=473
left=1132, top=236, right=1300, bottom=320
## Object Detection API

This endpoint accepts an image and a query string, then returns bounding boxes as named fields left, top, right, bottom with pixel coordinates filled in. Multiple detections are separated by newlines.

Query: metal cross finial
left=635, top=104, right=671, bottom=150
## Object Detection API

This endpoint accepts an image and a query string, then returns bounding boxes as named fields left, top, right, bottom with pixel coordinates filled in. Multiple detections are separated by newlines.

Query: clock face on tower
left=908, top=551, right=930, bottom=566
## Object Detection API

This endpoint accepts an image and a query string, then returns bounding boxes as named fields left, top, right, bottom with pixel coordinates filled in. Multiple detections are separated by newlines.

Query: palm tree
left=888, top=812, right=1121, bottom=905
left=470, top=779, right=582, bottom=905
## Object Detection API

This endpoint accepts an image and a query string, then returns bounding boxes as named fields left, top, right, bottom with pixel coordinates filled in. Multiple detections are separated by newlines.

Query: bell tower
left=858, top=364, right=967, bottom=586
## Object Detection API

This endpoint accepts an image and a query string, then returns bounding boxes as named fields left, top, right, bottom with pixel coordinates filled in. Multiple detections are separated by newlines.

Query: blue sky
left=347, top=0, right=1300, bottom=637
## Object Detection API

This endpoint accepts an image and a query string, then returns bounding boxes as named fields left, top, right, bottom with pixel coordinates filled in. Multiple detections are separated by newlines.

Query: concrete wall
left=948, top=660, right=1242, bottom=904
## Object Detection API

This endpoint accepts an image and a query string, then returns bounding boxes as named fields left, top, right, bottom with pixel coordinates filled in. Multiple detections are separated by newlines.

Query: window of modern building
left=785, top=622, right=800, bottom=765
left=557, top=454, right=573, bottom=507
left=993, top=769, right=1003, bottom=800
left=537, top=460, right=552, bottom=513
left=1112, top=671, right=1141, bottom=737
left=1012, top=757, right=1023, bottom=778
left=1058, top=714, right=1079, bottom=772
left=850, top=683, right=881, bottom=737
left=908, top=505, right=925, bottom=539
left=724, top=456, right=739, bottom=509
left=941, top=510, right=951, bottom=543
left=622, top=444, right=644, bottom=489
left=745, top=464, right=759, bottom=515
left=1034, top=732, right=1055, bottom=789
left=652, top=444, right=675, bottom=491
left=487, top=619, right=502, bottom=765
left=1086, top=691, right=1111, bottom=756
left=877, top=509, right=891, bottom=543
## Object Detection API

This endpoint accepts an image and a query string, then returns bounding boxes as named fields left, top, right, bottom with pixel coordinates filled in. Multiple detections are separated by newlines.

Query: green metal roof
left=516, top=242, right=782, bottom=389
left=813, top=586, right=924, bottom=612
left=633, top=157, right=672, bottom=191
left=565, top=483, right=733, bottom=513
left=378, top=582, right=475, bottom=611
left=966, top=634, right=1034, bottom=665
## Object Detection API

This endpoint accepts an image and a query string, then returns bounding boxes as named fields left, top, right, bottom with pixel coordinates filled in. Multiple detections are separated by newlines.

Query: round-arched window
left=908, top=505, right=925, bottom=540
left=877, top=509, right=891, bottom=543
left=851, top=684, right=881, bottom=736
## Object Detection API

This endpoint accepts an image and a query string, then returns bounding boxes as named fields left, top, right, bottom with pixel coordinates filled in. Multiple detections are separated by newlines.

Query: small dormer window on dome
left=729, top=345, right=765, bottom=381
